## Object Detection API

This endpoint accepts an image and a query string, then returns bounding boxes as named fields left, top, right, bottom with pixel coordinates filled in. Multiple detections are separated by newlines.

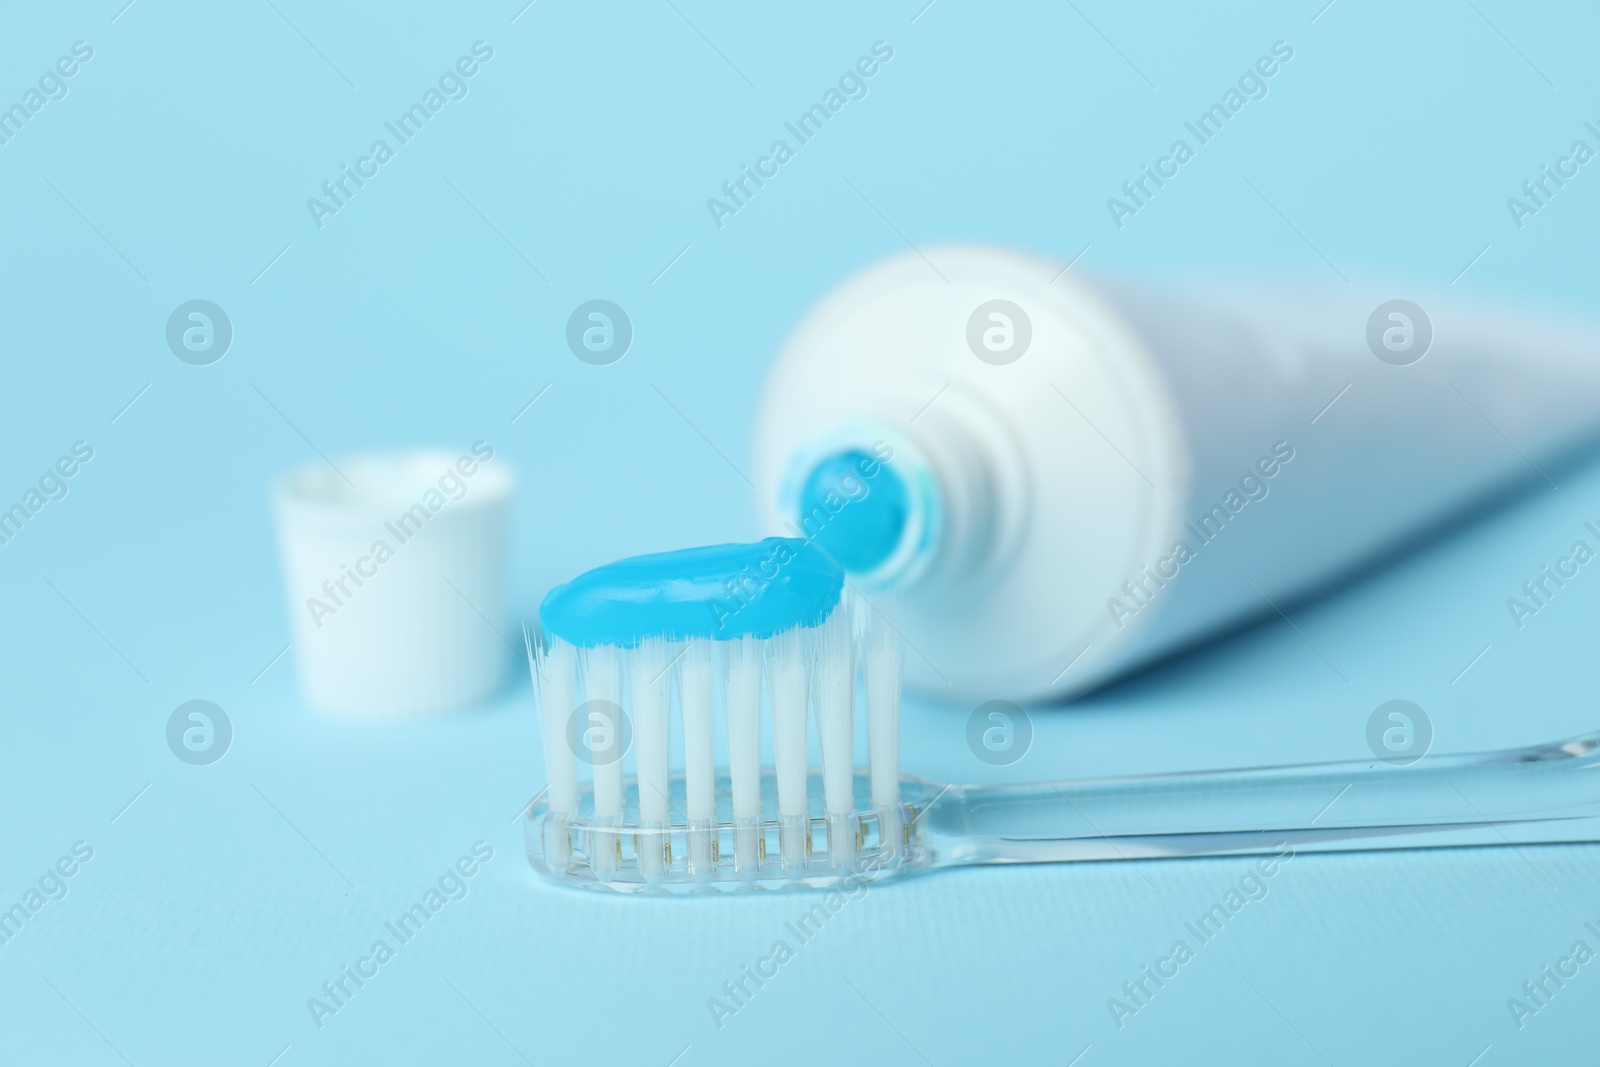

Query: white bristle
left=527, top=628, right=579, bottom=816
left=527, top=627, right=578, bottom=871
left=864, top=606, right=903, bottom=814
left=722, top=635, right=763, bottom=871
left=580, top=644, right=625, bottom=824
left=630, top=640, right=673, bottom=821
left=680, top=640, right=716, bottom=818
left=630, top=639, right=673, bottom=880
left=679, top=639, right=717, bottom=874
left=813, top=609, right=856, bottom=813
left=813, top=607, right=856, bottom=868
left=766, top=626, right=811, bottom=870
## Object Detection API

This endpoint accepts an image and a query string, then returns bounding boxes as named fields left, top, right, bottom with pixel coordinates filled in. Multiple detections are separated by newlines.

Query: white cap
left=272, top=446, right=515, bottom=716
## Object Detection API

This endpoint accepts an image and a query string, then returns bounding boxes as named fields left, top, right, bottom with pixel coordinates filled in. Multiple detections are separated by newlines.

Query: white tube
left=751, top=246, right=1600, bottom=703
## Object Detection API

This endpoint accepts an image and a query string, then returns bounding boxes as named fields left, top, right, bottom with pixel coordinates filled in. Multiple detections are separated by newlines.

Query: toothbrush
left=525, top=537, right=1600, bottom=894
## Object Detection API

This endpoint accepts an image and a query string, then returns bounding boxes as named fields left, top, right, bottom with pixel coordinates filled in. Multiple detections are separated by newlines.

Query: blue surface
left=540, top=537, right=841, bottom=645
left=2, top=1, right=1599, bottom=1064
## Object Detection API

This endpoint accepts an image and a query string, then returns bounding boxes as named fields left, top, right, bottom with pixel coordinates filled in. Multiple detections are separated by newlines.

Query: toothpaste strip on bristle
left=813, top=606, right=855, bottom=818
left=630, top=638, right=672, bottom=824
left=766, top=625, right=810, bottom=822
left=528, top=629, right=579, bottom=816
left=581, top=644, right=625, bottom=822
left=679, top=639, right=716, bottom=823
left=863, top=606, right=902, bottom=811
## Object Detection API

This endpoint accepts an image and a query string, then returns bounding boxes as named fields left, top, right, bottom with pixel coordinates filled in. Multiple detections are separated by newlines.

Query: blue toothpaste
left=539, top=537, right=843, bottom=648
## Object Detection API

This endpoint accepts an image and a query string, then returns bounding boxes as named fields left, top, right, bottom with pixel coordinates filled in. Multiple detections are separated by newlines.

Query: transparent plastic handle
left=920, top=731, right=1600, bottom=869
left=524, top=731, right=1600, bottom=893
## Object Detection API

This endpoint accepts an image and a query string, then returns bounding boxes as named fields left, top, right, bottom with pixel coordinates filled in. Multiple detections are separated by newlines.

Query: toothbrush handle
left=918, top=732, right=1600, bottom=868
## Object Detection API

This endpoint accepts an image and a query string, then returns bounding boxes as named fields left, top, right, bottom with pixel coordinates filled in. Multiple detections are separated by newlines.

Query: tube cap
left=271, top=447, right=515, bottom=715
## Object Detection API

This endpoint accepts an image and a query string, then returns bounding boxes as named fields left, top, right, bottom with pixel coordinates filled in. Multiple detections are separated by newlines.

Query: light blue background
left=2, top=1, right=1598, bottom=1063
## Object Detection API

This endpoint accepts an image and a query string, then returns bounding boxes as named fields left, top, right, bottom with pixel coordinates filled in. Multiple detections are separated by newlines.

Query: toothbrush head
left=526, top=537, right=915, bottom=893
